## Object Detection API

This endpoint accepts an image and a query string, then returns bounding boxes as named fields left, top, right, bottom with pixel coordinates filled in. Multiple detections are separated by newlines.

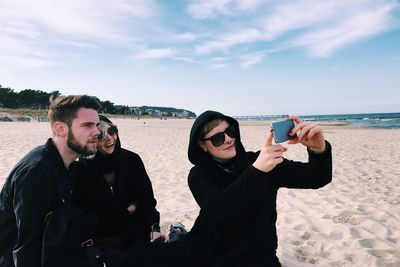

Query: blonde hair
left=199, top=119, right=225, bottom=140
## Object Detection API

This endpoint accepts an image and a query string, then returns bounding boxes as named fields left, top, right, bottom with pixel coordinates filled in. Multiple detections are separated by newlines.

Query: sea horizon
left=234, top=112, right=400, bottom=129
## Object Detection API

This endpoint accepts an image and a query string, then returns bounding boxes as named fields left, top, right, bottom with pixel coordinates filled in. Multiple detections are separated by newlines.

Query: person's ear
left=53, top=122, right=68, bottom=138
left=198, top=141, right=208, bottom=152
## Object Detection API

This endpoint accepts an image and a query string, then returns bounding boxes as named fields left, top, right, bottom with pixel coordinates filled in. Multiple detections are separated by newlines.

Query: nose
left=94, top=126, right=100, bottom=137
left=224, top=132, right=233, bottom=143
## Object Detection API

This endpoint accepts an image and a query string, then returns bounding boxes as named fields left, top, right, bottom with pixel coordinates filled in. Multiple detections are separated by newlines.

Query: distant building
left=172, top=111, right=190, bottom=118
left=128, top=107, right=142, bottom=115
left=145, top=108, right=162, bottom=117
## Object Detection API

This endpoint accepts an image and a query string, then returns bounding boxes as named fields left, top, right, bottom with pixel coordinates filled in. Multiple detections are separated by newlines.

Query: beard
left=67, top=129, right=97, bottom=156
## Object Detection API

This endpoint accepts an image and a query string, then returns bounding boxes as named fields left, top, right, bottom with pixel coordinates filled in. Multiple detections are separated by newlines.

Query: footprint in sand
left=350, top=227, right=361, bottom=238
left=331, top=210, right=363, bottom=225
left=329, top=230, right=343, bottom=240
left=301, top=231, right=311, bottom=240
left=293, top=224, right=306, bottom=231
left=359, top=239, right=392, bottom=249
left=359, top=239, right=400, bottom=263
left=295, top=246, right=319, bottom=265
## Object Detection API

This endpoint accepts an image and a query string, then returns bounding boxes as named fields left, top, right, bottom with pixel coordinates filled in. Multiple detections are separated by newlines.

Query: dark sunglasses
left=201, top=124, right=236, bottom=147
left=98, top=125, right=118, bottom=140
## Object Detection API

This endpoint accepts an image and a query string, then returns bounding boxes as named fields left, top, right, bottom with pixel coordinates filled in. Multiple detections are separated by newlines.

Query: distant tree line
left=0, top=84, right=196, bottom=117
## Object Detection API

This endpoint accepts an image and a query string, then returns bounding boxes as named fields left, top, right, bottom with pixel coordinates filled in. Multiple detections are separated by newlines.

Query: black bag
left=42, top=206, right=104, bottom=267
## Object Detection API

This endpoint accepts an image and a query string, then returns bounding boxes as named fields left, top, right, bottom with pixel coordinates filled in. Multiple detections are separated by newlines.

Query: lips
left=223, top=144, right=235, bottom=150
left=104, top=142, right=114, bottom=148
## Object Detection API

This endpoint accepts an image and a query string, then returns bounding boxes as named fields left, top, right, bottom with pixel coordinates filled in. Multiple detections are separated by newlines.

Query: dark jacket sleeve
left=188, top=165, right=270, bottom=226
left=12, top=166, right=55, bottom=267
left=188, top=141, right=332, bottom=227
left=272, top=141, right=332, bottom=189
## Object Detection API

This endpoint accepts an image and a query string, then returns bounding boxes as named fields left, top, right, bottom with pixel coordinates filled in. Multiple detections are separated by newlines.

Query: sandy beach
left=1, top=118, right=399, bottom=266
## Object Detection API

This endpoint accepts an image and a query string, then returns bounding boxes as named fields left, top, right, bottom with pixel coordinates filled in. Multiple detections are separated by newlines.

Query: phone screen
left=271, top=120, right=296, bottom=143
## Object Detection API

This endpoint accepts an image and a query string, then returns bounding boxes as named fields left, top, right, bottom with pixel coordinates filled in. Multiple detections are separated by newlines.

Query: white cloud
left=291, top=2, right=396, bottom=57
left=191, top=0, right=398, bottom=61
left=186, top=0, right=265, bottom=19
left=240, top=53, right=264, bottom=68
left=195, top=28, right=261, bottom=54
left=0, top=0, right=160, bottom=69
left=134, top=48, right=176, bottom=60
left=261, top=1, right=338, bottom=40
left=0, top=0, right=159, bottom=41
left=56, top=41, right=98, bottom=49
left=235, top=0, right=264, bottom=11
left=0, top=0, right=397, bottom=70
left=187, top=0, right=232, bottom=19
left=0, top=55, right=54, bottom=70
left=210, top=63, right=227, bottom=69
left=172, top=56, right=198, bottom=64
left=176, top=32, right=199, bottom=41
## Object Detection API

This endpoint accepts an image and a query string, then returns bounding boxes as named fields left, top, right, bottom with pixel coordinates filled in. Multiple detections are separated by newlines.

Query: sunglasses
left=98, top=125, right=118, bottom=140
left=201, top=124, right=236, bottom=147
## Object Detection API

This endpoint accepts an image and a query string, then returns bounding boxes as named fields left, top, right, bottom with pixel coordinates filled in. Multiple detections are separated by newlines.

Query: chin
left=101, top=148, right=114, bottom=155
left=86, top=148, right=97, bottom=155
left=228, top=151, right=237, bottom=158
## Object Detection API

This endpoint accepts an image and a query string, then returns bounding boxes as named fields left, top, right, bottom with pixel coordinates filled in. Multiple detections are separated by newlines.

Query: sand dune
left=1, top=119, right=399, bottom=266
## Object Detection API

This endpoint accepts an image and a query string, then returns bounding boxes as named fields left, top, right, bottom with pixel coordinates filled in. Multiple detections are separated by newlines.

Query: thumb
left=265, top=128, right=273, bottom=146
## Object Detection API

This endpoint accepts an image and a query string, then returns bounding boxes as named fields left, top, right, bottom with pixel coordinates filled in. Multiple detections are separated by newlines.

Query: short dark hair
left=48, top=95, right=101, bottom=127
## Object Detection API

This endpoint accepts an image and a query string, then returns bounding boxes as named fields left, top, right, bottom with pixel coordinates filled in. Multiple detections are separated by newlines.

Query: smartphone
left=271, top=120, right=297, bottom=143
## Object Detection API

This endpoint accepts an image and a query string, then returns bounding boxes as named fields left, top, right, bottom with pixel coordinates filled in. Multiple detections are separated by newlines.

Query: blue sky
left=1, top=0, right=399, bottom=116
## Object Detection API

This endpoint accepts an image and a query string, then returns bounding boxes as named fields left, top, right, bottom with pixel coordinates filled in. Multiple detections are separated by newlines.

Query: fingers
left=286, top=115, right=303, bottom=138
left=267, top=145, right=287, bottom=154
left=265, top=127, right=274, bottom=146
left=288, top=115, right=302, bottom=124
left=266, top=144, right=287, bottom=163
left=252, top=143, right=287, bottom=172
left=296, top=123, right=314, bottom=141
left=296, top=123, right=321, bottom=141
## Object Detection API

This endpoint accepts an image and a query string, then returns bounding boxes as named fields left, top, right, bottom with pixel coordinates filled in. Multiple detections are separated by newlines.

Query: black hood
left=188, top=110, right=245, bottom=166
left=98, top=114, right=122, bottom=153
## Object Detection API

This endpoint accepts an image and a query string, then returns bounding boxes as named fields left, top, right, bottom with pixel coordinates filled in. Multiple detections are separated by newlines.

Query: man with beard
left=0, top=95, right=101, bottom=267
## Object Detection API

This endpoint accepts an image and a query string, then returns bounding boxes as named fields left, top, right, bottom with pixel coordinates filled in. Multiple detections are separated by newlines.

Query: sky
left=1, top=0, right=399, bottom=116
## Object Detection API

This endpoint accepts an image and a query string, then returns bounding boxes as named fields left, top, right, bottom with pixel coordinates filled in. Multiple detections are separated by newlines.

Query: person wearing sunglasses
left=71, top=115, right=160, bottom=267
left=185, top=110, right=332, bottom=266
left=121, top=110, right=332, bottom=267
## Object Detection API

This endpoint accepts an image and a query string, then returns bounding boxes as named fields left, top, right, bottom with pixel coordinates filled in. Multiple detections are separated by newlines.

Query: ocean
left=234, top=113, right=400, bottom=129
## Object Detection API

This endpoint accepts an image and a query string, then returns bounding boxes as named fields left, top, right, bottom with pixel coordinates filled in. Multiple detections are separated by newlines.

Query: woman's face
left=199, top=120, right=237, bottom=161
left=97, top=123, right=118, bottom=155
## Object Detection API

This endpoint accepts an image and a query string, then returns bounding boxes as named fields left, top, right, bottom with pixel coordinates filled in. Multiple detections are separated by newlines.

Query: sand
left=1, top=118, right=399, bottom=266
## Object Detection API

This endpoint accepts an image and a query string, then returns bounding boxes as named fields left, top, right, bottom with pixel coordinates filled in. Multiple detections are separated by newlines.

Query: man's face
left=67, top=108, right=100, bottom=156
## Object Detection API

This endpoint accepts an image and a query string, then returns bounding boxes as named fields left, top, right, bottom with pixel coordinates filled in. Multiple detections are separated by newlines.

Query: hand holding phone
left=271, top=120, right=297, bottom=143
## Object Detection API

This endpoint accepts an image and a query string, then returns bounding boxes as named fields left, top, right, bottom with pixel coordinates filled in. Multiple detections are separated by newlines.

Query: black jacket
left=72, top=148, right=160, bottom=247
left=0, top=139, right=74, bottom=267
left=185, top=111, right=332, bottom=266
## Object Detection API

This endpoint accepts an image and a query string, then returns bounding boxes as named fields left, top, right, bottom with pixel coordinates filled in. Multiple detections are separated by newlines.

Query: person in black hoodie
left=72, top=115, right=160, bottom=266
left=122, top=110, right=332, bottom=267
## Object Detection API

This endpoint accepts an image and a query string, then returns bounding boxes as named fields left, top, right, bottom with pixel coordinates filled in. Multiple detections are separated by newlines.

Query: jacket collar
left=45, top=138, right=70, bottom=172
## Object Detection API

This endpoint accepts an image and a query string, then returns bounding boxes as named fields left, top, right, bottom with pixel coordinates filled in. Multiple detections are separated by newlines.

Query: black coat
left=185, top=111, right=332, bottom=266
left=0, top=139, right=74, bottom=267
left=72, top=148, right=160, bottom=247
